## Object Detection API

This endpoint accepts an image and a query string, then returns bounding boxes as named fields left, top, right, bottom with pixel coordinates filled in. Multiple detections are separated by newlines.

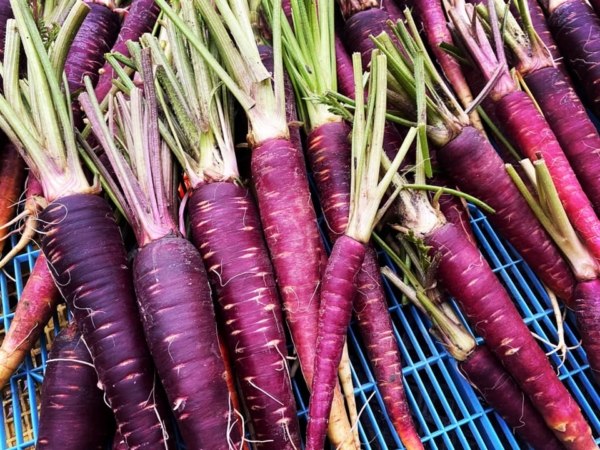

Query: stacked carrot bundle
left=0, top=0, right=600, bottom=449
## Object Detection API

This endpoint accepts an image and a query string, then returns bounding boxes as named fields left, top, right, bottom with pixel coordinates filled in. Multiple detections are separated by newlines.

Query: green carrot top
left=79, top=49, right=179, bottom=248
left=0, top=0, right=96, bottom=202
left=262, top=0, right=341, bottom=132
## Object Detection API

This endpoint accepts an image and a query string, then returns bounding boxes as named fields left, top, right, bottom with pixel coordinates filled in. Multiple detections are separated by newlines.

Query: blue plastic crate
left=1, top=203, right=600, bottom=449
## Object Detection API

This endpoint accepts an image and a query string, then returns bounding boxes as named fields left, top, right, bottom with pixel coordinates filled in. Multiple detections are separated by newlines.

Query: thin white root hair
left=247, top=379, right=284, bottom=406
left=530, top=286, right=582, bottom=373
left=45, top=358, right=96, bottom=369
left=283, top=420, right=298, bottom=450
left=0, top=209, right=31, bottom=230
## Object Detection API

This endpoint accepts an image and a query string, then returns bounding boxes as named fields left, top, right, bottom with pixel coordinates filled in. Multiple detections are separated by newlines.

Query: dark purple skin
left=548, top=0, right=600, bottom=119
left=95, top=0, right=161, bottom=103
left=494, top=90, right=600, bottom=264
left=343, top=8, right=396, bottom=69
left=133, top=236, right=241, bottom=450
left=435, top=125, right=577, bottom=307
left=381, top=0, right=404, bottom=24
left=306, top=235, right=366, bottom=450
left=187, top=182, right=301, bottom=450
left=66, top=2, right=120, bottom=128
left=250, top=138, right=325, bottom=381
left=36, top=322, right=114, bottom=449
left=307, top=121, right=423, bottom=450
left=259, top=46, right=303, bottom=163
left=574, top=279, right=600, bottom=382
left=425, top=223, right=595, bottom=449
left=458, top=345, right=563, bottom=450
left=112, top=431, right=128, bottom=450
left=525, top=66, right=600, bottom=217
left=38, top=194, right=174, bottom=450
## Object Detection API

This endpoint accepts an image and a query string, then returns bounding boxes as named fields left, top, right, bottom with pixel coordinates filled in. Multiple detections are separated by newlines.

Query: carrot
left=36, top=322, right=114, bottom=449
left=0, top=4, right=174, bottom=448
left=135, top=6, right=303, bottom=445
left=378, top=246, right=563, bottom=450
left=544, top=0, right=600, bottom=119
left=307, top=121, right=422, bottom=449
left=457, top=345, right=564, bottom=450
left=0, top=142, right=26, bottom=255
left=512, top=0, right=572, bottom=81
left=574, top=279, right=600, bottom=380
left=425, top=223, right=596, bottom=449
left=449, top=1, right=600, bottom=264
left=306, top=53, right=417, bottom=450
left=81, top=49, right=241, bottom=449
left=370, top=19, right=577, bottom=307
left=0, top=253, right=61, bottom=388
left=94, top=0, right=160, bottom=103
left=372, top=23, right=597, bottom=447
left=435, top=126, right=576, bottom=305
left=188, top=182, right=300, bottom=448
left=477, top=0, right=600, bottom=238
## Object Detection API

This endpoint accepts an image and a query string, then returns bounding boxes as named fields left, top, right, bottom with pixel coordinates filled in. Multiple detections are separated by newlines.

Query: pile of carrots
left=1, top=0, right=600, bottom=448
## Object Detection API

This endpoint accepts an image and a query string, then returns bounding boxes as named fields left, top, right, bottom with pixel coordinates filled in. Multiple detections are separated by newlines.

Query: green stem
left=49, top=1, right=89, bottom=76
left=155, top=0, right=254, bottom=111
left=402, top=184, right=495, bottom=213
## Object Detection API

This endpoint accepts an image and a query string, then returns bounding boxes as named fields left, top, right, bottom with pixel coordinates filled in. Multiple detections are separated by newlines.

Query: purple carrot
left=306, top=53, right=417, bottom=450
left=81, top=55, right=241, bottom=449
left=140, top=5, right=304, bottom=445
left=574, top=279, right=600, bottom=381
left=2, top=2, right=174, bottom=448
left=133, top=237, right=240, bottom=449
left=545, top=0, right=600, bottom=118
left=425, top=223, right=595, bottom=449
left=513, top=0, right=572, bottom=81
left=66, top=1, right=120, bottom=128
left=522, top=70, right=600, bottom=221
left=307, top=121, right=423, bottom=449
left=0, top=253, right=61, bottom=388
left=435, top=126, right=576, bottom=306
left=458, top=345, right=564, bottom=450
left=94, top=0, right=160, bottom=103
left=307, top=235, right=367, bottom=450
left=188, top=182, right=301, bottom=449
left=39, top=195, right=175, bottom=450
left=36, top=322, right=114, bottom=449
left=380, top=255, right=563, bottom=450
left=493, top=90, right=600, bottom=261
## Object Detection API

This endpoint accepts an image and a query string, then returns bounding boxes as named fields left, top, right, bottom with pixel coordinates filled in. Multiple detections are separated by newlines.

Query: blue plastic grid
left=1, top=204, right=600, bottom=449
